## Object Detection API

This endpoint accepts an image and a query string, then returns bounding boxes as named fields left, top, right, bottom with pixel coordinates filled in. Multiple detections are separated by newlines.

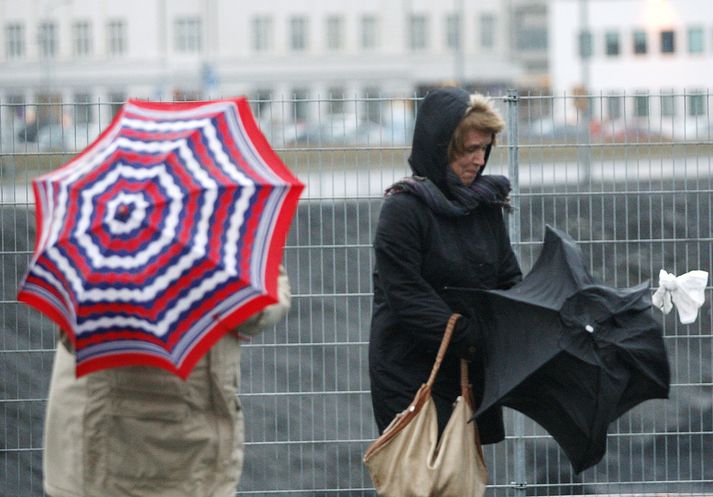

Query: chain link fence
left=1, top=92, right=712, bottom=496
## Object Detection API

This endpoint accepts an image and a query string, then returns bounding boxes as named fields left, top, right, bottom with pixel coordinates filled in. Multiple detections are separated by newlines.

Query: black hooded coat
left=368, top=88, right=522, bottom=443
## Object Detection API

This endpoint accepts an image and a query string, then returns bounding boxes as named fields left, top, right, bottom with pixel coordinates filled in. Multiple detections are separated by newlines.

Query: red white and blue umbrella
left=17, top=97, right=303, bottom=379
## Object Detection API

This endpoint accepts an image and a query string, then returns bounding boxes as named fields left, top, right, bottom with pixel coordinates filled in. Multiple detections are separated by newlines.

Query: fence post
left=505, top=88, right=527, bottom=496
left=505, top=89, right=520, bottom=247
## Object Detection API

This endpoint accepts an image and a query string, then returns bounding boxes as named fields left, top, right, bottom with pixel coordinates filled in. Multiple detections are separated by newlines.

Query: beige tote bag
left=363, top=314, right=488, bottom=497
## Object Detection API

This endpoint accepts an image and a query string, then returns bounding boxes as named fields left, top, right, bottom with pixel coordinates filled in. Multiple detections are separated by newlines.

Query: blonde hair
left=448, top=94, right=505, bottom=162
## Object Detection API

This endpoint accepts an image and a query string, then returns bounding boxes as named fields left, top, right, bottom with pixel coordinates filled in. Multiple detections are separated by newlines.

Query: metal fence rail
left=1, top=92, right=712, bottom=496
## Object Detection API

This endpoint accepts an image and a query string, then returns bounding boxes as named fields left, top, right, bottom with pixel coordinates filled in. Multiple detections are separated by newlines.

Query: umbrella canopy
left=17, top=97, right=303, bottom=379
left=445, top=225, right=670, bottom=473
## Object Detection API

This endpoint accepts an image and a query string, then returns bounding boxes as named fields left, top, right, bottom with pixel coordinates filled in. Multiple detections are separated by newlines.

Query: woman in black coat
left=369, top=87, right=522, bottom=444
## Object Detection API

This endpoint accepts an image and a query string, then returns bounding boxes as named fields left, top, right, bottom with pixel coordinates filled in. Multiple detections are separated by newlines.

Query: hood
left=408, top=87, right=492, bottom=194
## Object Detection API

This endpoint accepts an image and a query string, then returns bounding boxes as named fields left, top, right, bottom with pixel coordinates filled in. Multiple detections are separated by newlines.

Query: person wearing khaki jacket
left=43, top=266, right=291, bottom=497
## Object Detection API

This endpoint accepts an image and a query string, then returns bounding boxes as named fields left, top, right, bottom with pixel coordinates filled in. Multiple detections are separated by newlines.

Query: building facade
left=550, top=0, right=713, bottom=138
left=0, top=0, right=549, bottom=144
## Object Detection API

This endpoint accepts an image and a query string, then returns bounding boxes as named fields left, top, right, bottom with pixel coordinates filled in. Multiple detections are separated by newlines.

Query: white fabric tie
left=652, top=269, right=708, bottom=324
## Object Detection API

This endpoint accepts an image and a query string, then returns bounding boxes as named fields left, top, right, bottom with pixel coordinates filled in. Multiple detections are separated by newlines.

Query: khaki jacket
left=43, top=267, right=291, bottom=497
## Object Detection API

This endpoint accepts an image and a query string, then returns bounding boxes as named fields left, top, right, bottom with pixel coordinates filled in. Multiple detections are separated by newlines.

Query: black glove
left=451, top=315, right=483, bottom=361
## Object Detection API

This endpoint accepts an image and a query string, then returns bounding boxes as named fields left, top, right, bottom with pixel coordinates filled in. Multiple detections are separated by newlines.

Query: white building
left=550, top=0, right=713, bottom=138
left=0, top=0, right=550, bottom=146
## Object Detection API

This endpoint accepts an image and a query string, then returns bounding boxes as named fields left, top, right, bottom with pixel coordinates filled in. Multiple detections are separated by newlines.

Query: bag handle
left=426, top=313, right=470, bottom=389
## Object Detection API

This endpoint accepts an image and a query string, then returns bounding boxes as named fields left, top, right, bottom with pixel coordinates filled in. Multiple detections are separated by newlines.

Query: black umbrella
left=445, top=225, right=670, bottom=473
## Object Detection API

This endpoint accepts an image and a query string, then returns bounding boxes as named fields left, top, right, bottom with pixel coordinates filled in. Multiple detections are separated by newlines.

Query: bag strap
left=460, top=356, right=470, bottom=391
left=426, top=313, right=469, bottom=389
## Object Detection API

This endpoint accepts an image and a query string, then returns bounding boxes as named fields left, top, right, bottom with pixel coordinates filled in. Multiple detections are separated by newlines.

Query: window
left=513, top=5, right=546, bottom=51
left=7, top=93, right=25, bottom=114
left=660, top=30, right=675, bottom=53
left=445, top=13, right=461, bottom=50
left=363, top=86, right=381, bottom=123
left=606, top=94, right=622, bottom=119
left=36, top=93, right=62, bottom=125
left=289, top=16, right=308, bottom=51
left=633, top=30, right=647, bottom=54
left=73, top=92, right=93, bottom=124
left=688, top=91, right=706, bottom=117
left=252, top=16, right=273, bottom=52
left=175, top=16, right=202, bottom=53
left=107, top=19, right=126, bottom=56
left=5, top=23, right=25, bottom=59
left=108, top=91, right=125, bottom=118
left=660, top=90, right=676, bottom=117
left=5, top=95, right=26, bottom=128
left=251, top=89, right=272, bottom=117
left=605, top=30, right=620, bottom=56
left=479, top=13, right=495, bottom=50
left=634, top=92, right=649, bottom=118
left=38, top=21, right=57, bottom=58
left=408, top=15, right=428, bottom=50
left=72, top=20, right=92, bottom=57
left=327, top=87, right=345, bottom=115
left=687, top=26, right=704, bottom=53
left=7, top=94, right=31, bottom=141
left=579, top=30, right=593, bottom=59
left=326, top=15, right=344, bottom=51
left=292, top=88, right=309, bottom=122
left=361, top=15, right=378, bottom=49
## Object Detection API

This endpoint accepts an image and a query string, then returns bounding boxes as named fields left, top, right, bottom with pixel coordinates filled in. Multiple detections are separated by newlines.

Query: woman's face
left=448, top=128, right=491, bottom=187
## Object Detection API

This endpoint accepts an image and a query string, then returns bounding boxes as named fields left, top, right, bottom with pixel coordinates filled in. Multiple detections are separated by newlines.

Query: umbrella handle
left=426, top=313, right=464, bottom=387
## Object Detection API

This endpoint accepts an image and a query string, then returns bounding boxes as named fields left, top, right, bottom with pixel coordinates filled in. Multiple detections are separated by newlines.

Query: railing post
left=505, top=89, right=520, bottom=248
left=505, top=88, right=527, bottom=496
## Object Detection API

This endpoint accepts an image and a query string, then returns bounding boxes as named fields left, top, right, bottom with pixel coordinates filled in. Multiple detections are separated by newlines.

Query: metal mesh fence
left=1, top=92, right=712, bottom=496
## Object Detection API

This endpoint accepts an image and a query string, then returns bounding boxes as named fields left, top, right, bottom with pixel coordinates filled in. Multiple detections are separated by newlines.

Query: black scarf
left=385, top=173, right=512, bottom=217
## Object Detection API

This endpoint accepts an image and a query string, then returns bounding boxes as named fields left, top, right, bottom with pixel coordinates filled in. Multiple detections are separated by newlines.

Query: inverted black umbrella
left=445, top=225, right=670, bottom=473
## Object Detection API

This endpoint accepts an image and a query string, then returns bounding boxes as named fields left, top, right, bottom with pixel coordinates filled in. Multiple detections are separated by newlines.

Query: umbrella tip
left=116, top=204, right=130, bottom=221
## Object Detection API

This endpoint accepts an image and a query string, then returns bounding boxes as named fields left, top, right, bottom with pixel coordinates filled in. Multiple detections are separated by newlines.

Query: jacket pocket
left=107, top=368, right=190, bottom=421
left=105, top=395, right=195, bottom=481
left=86, top=368, right=216, bottom=487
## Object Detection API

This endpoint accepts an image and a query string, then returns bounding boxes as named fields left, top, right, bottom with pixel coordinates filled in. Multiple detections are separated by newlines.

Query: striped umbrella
left=17, top=97, right=303, bottom=378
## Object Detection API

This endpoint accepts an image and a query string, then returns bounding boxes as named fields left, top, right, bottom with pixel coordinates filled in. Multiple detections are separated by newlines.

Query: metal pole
left=454, top=0, right=465, bottom=85
left=505, top=88, right=527, bottom=496
left=579, top=0, right=590, bottom=92
left=506, top=89, right=521, bottom=250
left=578, top=0, right=592, bottom=183
left=201, top=0, right=219, bottom=98
left=157, top=0, right=168, bottom=100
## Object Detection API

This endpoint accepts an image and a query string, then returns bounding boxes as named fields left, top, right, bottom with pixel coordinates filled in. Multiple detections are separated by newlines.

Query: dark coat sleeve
left=373, top=194, right=478, bottom=358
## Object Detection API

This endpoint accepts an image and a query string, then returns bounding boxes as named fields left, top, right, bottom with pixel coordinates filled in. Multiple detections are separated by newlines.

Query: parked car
left=519, top=118, right=586, bottom=142
left=257, top=119, right=308, bottom=148
left=591, top=119, right=671, bottom=143
left=13, top=120, right=102, bottom=152
left=293, top=113, right=413, bottom=147
left=36, top=123, right=102, bottom=152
